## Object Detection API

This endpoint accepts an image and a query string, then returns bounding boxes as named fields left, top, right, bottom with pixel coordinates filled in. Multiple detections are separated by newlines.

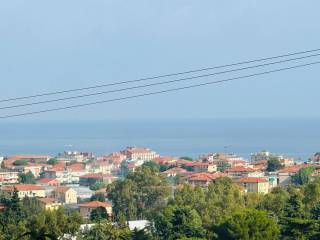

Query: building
left=38, top=197, right=62, bottom=210
left=186, top=172, right=229, bottom=186
left=1, top=184, right=45, bottom=199
left=53, top=187, right=77, bottom=204
left=79, top=173, right=117, bottom=186
left=79, top=201, right=112, bottom=219
left=184, top=162, right=217, bottom=173
left=121, top=147, right=159, bottom=162
left=162, top=167, right=191, bottom=177
left=225, top=166, right=262, bottom=178
left=237, top=177, right=269, bottom=194
left=251, top=151, right=295, bottom=167
left=2, top=155, right=50, bottom=168
left=0, top=170, right=19, bottom=184
left=37, top=178, right=60, bottom=187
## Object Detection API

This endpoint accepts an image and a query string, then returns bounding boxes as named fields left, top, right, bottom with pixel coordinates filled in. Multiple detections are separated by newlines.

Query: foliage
left=90, top=193, right=106, bottom=202
left=13, top=159, right=29, bottom=166
left=217, top=162, right=230, bottom=172
left=18, top=172, right=36, bottom=184
left=90, top=206, right=108, bottom=222
left=154, top=205, right=206, bottom=240
left=79, top=220, right=131, bottom=240
left=107, top=165, right=171, bottom=221
left=292, top=166, right=316, bottom=185
left=46, top=158, right=58, bottom=165
left=89, top=182, right=108, bottom=191
left=179, top=157, right=193, bottom=161
left=266, top=157, right=282, bottom=172
left=142, top=161, right=160, bottom=172
left=214, top=209, right=280, bottom=240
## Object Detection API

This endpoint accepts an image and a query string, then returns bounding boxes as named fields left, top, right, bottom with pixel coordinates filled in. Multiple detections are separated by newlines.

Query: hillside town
left=0, top=147, right=319, bottom=221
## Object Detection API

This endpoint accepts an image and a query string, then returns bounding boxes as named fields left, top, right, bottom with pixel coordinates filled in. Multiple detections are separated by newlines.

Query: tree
left=18, top=172, right=36, bottom=184
left=13, top=159, right=28, bottom=166
left=266, top=157, right=282, bottom=172
left=89, top=182, right=107, bottom=191
left=214, top=209, right=280, bottom=240
left=179, top=157, right=193, bottom=161
left=154, top=206, right=206, bottom=240
left=292, top=166, right=316, bottom=185
left=90, top=207, right=108, bottom=222
left=46, top=158, right=58, bottom=165
left=90, top=193, right=106, bottom=202
left=142, top=161, right=160, bottom=172
left=80, top=220, right=131, bottom=240
left=284, top=193, right=304, bottom=218
left=107, top=166, right=171, bottom=221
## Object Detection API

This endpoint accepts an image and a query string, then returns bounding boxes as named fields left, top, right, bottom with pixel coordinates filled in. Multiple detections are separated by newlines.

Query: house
left=1, top=184, right=45, bottom=199
left=153, top=156, right=177, bottom=166
left=79, top=173, right=117, bottom=186
left=53, top=187, right=77, bottom=204
left=0, top=170, right=19, bottom=184
left=37, top=178, right=60, bottom=187
left=184, top=162, right=217, bottom=173
left=2, top=155, right=50, bottom=168
left=225, top=166, right=262, bottom=178
left=237, top=177, right=269, bottom=194
left=79, top=201, right=112, bottom=219
left=162, top=167, right=191, bottom=177
left=277, top=164, right=312, bottom=186
left=121, top=147, right=159, bottom=162
left=38, top=197, right=62, bottom=210
left=186, top=172, right=229, bottom=186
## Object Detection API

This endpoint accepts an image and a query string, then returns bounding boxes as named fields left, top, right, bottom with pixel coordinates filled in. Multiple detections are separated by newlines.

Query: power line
left=1, top=52, right=320, bottom=110
left=1, top=61, right=318, bottom=119
left=1, top=48, right=320, bottom=103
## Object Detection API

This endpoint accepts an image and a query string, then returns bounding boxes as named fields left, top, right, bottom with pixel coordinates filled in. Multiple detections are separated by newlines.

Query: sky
left=1, top=0, right=320, bottom=122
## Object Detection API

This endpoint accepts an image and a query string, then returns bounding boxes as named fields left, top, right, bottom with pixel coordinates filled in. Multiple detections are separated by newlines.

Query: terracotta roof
left=38, top=197, right=57, bottom=204
left=2, top=184, right=44, bottom=191
left=125, top=147, right=152, bottom=154
left=188, top=172, right=229, bottom=182
left=153, top=156, right=176, bottom=164
left=162, top=167, right=190, bottom=174
left=54, top=187, right=72, bottom=193
left=278, top=164, right=313, bottom=173
left=237, top=177, right=268, bottom=183
left=67, top=163, right=85, bottom=171
left=226, top=166, right=256, bottom=172
left=38, top=178, right=58, bottom=184
left=79, top=200, right=112, bottom=208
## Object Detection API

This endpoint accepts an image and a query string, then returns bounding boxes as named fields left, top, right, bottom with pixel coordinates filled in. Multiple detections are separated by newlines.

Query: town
left=0, top=147, right=319, bottom=238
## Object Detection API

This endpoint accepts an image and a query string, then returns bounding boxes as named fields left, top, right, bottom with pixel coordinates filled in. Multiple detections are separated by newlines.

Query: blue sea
left=0, top=118, right=319, bottom=161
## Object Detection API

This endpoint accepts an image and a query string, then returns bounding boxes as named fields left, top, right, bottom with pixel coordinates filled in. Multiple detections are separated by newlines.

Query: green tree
left=90, top=193, right=106, bottom=202
left=154, top=206, right=206, bottom=240
left=79, top=220, right=131, bottom=240
left=266, top=157, right=282, bottom=172
left=46, top=158, right=58, bottom=165
left=90, top=207, right=108, bottom=222
left=18, top=172, right=36, bottom=184
left=108, top=166, right=171, bottom=221
left=214, top=209, right=280, bottom=240
left=13, top=159, right=29, bottom=166
left=142, top=161, right=160, bottom=172
left=284, top=193, right=304, bottom=218
left=292, top=166, right=316, bottom=185
left=280, top=217, right=320, bottom=240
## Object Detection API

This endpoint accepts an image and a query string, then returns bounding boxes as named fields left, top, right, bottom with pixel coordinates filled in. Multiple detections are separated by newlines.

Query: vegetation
left=266, top=157, right=283, bottom=172
left=18, top=172, right=36, bottom=184
left=46, top=158, right=58, bottom=165
left=89, top=182, right=108, bottom=191
left=13, top=159, right=29, bottom=166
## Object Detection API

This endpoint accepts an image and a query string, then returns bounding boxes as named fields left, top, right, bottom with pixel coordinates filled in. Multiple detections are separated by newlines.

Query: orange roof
left=125, top=147, right=152, bottom=154
left=279, top=164, right=314, bottom=173
left=79, top=200, right=112, bottom=208
left=162, top=167, right=190, bottom=174
left=54, top=187, right=72, bottom=193
left=2, top=184, right=44, bottom=191
left=67, top=163, right=85, bottom=171
left=38, top=197, right=57, bottom=204
left=153, top=156, right=176, bottom=164
left=238, top=177, right=268, bottom=183
left=226, top=166, right=256, bottom=172
left=188, top=172, right=229, bottom=182
left=38, top=178, right=58, bottom=184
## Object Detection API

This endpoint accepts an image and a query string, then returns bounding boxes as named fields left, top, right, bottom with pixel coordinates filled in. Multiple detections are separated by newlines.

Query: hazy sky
left=1, top=0, right=320, bottom=121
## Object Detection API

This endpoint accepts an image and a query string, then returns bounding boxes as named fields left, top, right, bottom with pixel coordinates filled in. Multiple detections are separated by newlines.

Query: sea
left=0, top=118, right=319, bottom=161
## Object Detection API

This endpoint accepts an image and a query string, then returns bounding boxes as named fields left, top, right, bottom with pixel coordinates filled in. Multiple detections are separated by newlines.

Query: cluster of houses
left=0, top=148, right=319, bottom=219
